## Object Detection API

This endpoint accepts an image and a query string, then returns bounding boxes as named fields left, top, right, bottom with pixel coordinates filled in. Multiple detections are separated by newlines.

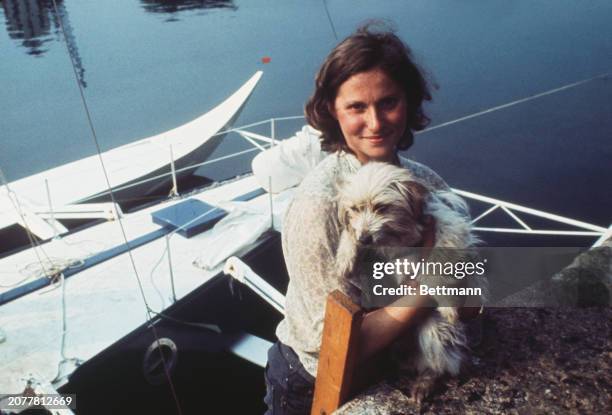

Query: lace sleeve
left=399, top=156, right=451, bottom=191
left=280, top=191, right=353, bottom=352
left=400, top=157, right=471, bottom=218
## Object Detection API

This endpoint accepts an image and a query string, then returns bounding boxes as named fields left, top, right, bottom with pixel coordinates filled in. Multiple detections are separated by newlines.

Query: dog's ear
left=334, top=177, right=351, bottom=227
left=394, top=180, right=429, bottom=218
left=337, top=200, right=351, bottom=228
left=336, top=230, right=358, bottom=279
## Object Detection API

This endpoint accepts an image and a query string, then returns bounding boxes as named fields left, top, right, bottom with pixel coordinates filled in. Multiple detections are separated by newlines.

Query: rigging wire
left=1, top=168, right=86, bottom=383
left=50, top=272, right=84, bottom=384
left=149, top=242, right=170, bottom=309
left=0, top=166, right=97, bottom=289
left=149, top=206, right=220, bottom=307
left=0, top=167, right=54, bottom=280
left=49, top=1, right=182, bottom=413
left=322, top=0, right=338, bottom=41
left=419, top=71, right=611, bottom=134
left=6, top=0, right=608, bottom=406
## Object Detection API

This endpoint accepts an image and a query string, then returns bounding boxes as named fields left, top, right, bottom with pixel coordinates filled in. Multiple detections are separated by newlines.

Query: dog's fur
left=335, top=161, right=479, bottom=402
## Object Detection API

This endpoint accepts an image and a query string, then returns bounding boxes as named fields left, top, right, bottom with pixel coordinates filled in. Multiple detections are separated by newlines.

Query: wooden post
left=311, top=290, right=363, bottom=415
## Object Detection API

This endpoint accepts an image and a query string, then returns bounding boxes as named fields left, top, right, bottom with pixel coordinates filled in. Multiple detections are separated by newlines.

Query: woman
left=264, top=25, right=465, bottom=414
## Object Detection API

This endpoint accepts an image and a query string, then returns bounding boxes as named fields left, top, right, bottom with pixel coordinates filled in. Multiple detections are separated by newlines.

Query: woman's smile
left=332, top=67, right=408, bottom=164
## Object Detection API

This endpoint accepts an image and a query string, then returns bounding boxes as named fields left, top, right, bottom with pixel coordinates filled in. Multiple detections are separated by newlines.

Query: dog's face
left=337, top=162, right=429, bottom=247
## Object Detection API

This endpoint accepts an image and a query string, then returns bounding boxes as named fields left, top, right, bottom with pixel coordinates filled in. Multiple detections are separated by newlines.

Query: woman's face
left=333, top=67, right=408, bottom=164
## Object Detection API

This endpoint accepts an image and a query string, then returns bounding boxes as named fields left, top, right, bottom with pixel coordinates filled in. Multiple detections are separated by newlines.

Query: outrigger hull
left=0, top=71, right=262, bottom=236
left=80, top=112, right=228, bottom=205
left=58, top=231, right=286, bottom=414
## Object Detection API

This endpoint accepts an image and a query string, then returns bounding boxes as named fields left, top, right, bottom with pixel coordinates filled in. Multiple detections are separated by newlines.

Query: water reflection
left=1, top=0, right=86, bottom=87
left=2, top=0, right=59, bottom=56
left=140, top=0, right=237, bottom=17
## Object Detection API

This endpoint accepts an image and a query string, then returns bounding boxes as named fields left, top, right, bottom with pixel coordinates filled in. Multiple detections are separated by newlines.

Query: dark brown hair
left=305, top=23, right=432, bottom=153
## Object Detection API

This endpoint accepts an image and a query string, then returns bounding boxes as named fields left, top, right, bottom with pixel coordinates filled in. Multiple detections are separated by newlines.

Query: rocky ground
left=337, top=307, right=611, bottom=415
left=400, top=307, right=610, bottom=414
left=337, top=241, right=611, bottom=414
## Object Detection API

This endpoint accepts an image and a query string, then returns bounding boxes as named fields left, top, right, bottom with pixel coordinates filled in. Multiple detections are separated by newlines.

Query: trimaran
left=0, top=110, right=609, bottom=413
left=0, top=7, right=610, bottom=413
left=0, top=71, right=262, bottom=242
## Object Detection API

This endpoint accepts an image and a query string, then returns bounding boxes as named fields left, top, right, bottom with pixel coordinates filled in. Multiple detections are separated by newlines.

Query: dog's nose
left=359, top=234, right=373, bottom=245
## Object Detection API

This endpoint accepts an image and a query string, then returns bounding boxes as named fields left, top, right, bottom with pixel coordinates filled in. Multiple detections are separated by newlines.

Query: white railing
left=95, top=116, right=305, bottom=196
left=225, top=117, right=610, bottom=248
left=452, top=189, right=610, bottom=248
left=11, top=116, right=612, bottom=248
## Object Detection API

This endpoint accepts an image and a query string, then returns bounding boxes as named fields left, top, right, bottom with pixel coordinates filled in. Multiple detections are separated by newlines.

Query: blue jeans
left=264, top=342, right=315, bottom=415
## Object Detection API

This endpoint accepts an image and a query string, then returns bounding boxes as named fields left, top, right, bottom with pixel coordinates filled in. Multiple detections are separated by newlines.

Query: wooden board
left=311, top=290, right=363, bottom=415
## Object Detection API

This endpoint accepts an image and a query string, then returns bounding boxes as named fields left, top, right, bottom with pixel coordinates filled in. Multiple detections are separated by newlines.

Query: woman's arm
left=358, top=294, right=434, bottom=361
left=358, top=211, right=482, bottom=361
left=358, top=214, right=437, bottom=361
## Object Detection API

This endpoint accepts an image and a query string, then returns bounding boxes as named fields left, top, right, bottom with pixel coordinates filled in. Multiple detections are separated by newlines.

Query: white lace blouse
left=276, top=151, right=452, bottom=376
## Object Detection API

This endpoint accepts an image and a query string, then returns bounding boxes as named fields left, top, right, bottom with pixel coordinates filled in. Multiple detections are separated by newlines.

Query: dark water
left=1, top=0, right=611, bottom=231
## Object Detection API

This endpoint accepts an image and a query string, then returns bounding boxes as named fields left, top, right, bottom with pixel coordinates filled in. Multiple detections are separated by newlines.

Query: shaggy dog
left=335, top=161, right=480, bottom=402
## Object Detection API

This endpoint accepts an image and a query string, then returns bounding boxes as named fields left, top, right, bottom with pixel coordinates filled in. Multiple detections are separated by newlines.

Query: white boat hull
left=0, top=71, right=263, bottom=235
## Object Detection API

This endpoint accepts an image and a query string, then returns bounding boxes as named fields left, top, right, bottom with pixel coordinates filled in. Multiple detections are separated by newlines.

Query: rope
left=25, top=257, right=84, bottom=282
left=50, top=273, right=84, bottom=384
left=322, top=0, right=338, bottom=40
left=49, top=2, right=182, bottom=412
left=148, top=205, right=220, bottom=307
left=0, top=167, right=54, bottom=280
left=420, top=71, right=611, bottom=134
left=150, top=243, right=170, bottom=310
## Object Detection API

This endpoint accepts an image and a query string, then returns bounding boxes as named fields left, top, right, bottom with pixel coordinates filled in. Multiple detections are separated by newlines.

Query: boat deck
left=0, top=174, right=276, bottom=394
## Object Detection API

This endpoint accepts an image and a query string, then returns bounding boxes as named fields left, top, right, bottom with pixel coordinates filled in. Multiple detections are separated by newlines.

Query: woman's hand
left=359, top=294, right=433, bottom=362
left=421, top=214, right=481, bottom=321
left=358, top=215, right=439, bottom=361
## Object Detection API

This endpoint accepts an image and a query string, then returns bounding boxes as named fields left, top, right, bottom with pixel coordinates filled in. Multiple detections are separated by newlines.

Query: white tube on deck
left=223, top=256, right=285, bottom=314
